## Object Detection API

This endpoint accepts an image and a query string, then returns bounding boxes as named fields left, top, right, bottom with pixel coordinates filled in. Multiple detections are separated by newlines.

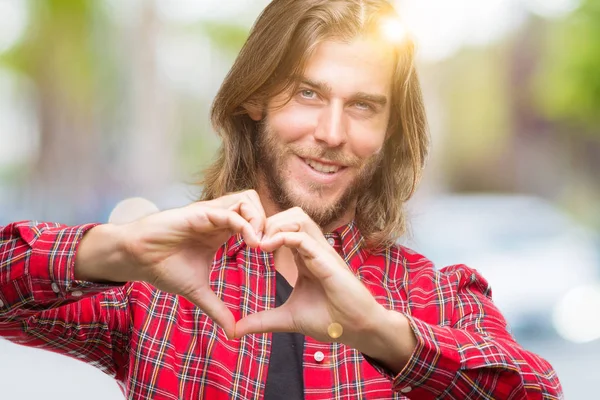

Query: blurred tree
left=427, top=11, right=600, bottom=230
left=530, top=2, right=600, bottom=226
left=0, top=0, right=185, bottom=221
left=197, top=21, right=249, bottom=54
left=429, top=42, right=515, bottom=193
left=177, top=20, right=250, bottom=182
left=0, top=0, right=112, bottom=223
left=125, top=0, right=177, bottom=203
left=533, top=0, right=600, bottom=136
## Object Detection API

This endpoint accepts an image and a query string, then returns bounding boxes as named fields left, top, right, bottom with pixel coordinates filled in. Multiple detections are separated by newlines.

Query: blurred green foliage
left=0, top=0, right=105, bottom=109
left=194, top=21, right=249, bottom=55
left=534, top=0, right=600, bottom=135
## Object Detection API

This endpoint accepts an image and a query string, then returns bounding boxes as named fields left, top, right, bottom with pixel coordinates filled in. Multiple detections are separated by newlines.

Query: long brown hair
left=201, top=0, right=429, bottom=248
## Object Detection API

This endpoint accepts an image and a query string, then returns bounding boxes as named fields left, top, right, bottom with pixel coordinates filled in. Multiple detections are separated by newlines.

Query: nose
left=314, top=101, right=347, bottom=148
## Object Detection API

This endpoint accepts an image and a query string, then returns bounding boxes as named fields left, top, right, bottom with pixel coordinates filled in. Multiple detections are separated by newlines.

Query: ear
left=244, top=101, right=264, bottom=121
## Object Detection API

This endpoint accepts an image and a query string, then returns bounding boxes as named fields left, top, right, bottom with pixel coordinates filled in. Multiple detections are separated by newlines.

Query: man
left=0, top=0, right=562, bottom=399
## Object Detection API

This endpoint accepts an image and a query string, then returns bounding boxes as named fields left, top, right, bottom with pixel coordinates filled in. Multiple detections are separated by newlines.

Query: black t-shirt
left=263, top=272, right=305, bottom=400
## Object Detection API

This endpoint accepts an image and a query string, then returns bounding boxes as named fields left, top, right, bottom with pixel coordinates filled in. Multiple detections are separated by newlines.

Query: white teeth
left=304, top=159, right=341, bottom=174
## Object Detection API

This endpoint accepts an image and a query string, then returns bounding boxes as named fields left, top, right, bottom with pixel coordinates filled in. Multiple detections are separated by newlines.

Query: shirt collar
left=324, top=220, right=371, bottom=271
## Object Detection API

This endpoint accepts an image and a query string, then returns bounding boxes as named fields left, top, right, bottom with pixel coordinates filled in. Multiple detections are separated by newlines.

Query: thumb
left=184, top=288, right=236, bottom=340
left=234, top=306, right=295, bottom=338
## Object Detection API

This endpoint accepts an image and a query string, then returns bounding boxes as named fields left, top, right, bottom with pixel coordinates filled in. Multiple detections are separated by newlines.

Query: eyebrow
left=353, top=92, right=388, bottom=107
left=298, top=77, right=388, bottom=107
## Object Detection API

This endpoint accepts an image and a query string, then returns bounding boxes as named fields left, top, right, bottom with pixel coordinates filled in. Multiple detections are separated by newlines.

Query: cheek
left=348, top=126, right=388, bottom=160
left=347, top=107, right=390, bottom=159
left=353, top=138, right=384, bottom=160
left=268, top=105, right=317, bottom=143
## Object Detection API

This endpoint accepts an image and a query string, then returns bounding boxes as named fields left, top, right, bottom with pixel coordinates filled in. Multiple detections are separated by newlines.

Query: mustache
left=290, top=145, right=362, bottom=167
left=257, top=119, right=365, bottom=167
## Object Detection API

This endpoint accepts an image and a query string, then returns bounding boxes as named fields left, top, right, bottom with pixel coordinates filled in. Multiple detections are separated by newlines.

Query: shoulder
left=367, top=244, right=491, bottom=295
left=364, top=243, right=434, bottom=278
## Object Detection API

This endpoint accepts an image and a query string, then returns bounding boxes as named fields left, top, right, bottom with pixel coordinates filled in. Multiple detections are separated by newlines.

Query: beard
left=254, top=119, right=382, bottom=229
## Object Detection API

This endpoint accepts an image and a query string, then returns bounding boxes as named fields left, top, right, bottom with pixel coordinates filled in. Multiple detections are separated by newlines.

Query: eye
left=299, top=89, right=317, bottom=99
left=354, top=101, right=373, bottom=111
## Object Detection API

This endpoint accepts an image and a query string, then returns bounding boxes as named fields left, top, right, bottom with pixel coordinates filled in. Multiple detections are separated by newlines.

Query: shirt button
left=71, top=290, right=83, bottom=297
left=327, top=238, right=335, bottom=246
left=400, top=386, right=412, bottom=394
left=0, top=299, right=4, bottom=308
left=51, top=283, right=60, bottom=294
left=313, top=351, right=325, bottom=363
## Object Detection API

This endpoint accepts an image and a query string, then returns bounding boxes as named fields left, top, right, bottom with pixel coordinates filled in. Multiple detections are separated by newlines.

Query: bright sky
left=398, top=0, right=580, bottom=61
left=0, top=0, right=28, bottom=54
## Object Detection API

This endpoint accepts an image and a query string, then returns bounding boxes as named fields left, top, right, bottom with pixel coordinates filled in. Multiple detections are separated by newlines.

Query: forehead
left=302, top=39, right=396, bottom=96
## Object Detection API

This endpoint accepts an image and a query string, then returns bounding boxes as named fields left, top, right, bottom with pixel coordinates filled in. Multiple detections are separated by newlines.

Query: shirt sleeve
left=368, top=265, right=563, bottom=399
left=0, top=221, right=131, bottom=380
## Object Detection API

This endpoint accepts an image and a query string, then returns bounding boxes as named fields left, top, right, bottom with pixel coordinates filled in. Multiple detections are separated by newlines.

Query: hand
left=234, top=207, right=386, bottom=349
left=77, top=190, right=266, bottom=339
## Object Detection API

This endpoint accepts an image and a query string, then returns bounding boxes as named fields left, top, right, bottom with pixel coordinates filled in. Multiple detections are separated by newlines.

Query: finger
left=260, top=231, right=319, bottom=258
left=204, top=208, right=260, bottom=246
left=263, top=215, right=301, bottom=241
left=243, top=190, right=267, bottom=237
left=234, top=306, right=295, bottom=337
left=204, top=190, right=247, bottom=209
left=184, top=287, right=236, bottom=339
left=207, top=190, right=267, bottom=238
left=260, top=231, right=339, bottom=280
left=263, top=207, right=304, bottom=240
left=264, top=207, right=322, bottom=241
left=234, top=200, right=265, bottom=240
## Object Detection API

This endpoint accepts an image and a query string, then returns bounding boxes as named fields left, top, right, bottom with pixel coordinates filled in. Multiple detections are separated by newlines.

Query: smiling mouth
left=303, top=158, right=344, bottom=174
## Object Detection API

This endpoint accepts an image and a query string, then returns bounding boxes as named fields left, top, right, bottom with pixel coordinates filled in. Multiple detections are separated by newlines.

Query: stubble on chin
left=254, top=120, right=382, bottom=230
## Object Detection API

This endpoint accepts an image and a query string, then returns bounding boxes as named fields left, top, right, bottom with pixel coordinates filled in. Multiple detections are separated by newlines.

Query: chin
left=289, top=183, right=341, bottom=208
left=290, top=189, right=346, bottom=223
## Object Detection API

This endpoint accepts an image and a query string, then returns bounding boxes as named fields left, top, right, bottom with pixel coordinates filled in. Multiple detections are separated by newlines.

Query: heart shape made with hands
left=108, top=195, right=382, bottom=345
left=233, top=207, right=384, bottom=346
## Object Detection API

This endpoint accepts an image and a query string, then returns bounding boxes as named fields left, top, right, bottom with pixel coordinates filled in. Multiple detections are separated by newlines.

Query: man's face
left=254, top=38, right=395, bottom=229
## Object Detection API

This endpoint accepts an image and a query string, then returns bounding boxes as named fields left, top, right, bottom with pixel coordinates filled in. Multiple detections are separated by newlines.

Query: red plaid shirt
left=0, top=221, right=562, bottom=399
